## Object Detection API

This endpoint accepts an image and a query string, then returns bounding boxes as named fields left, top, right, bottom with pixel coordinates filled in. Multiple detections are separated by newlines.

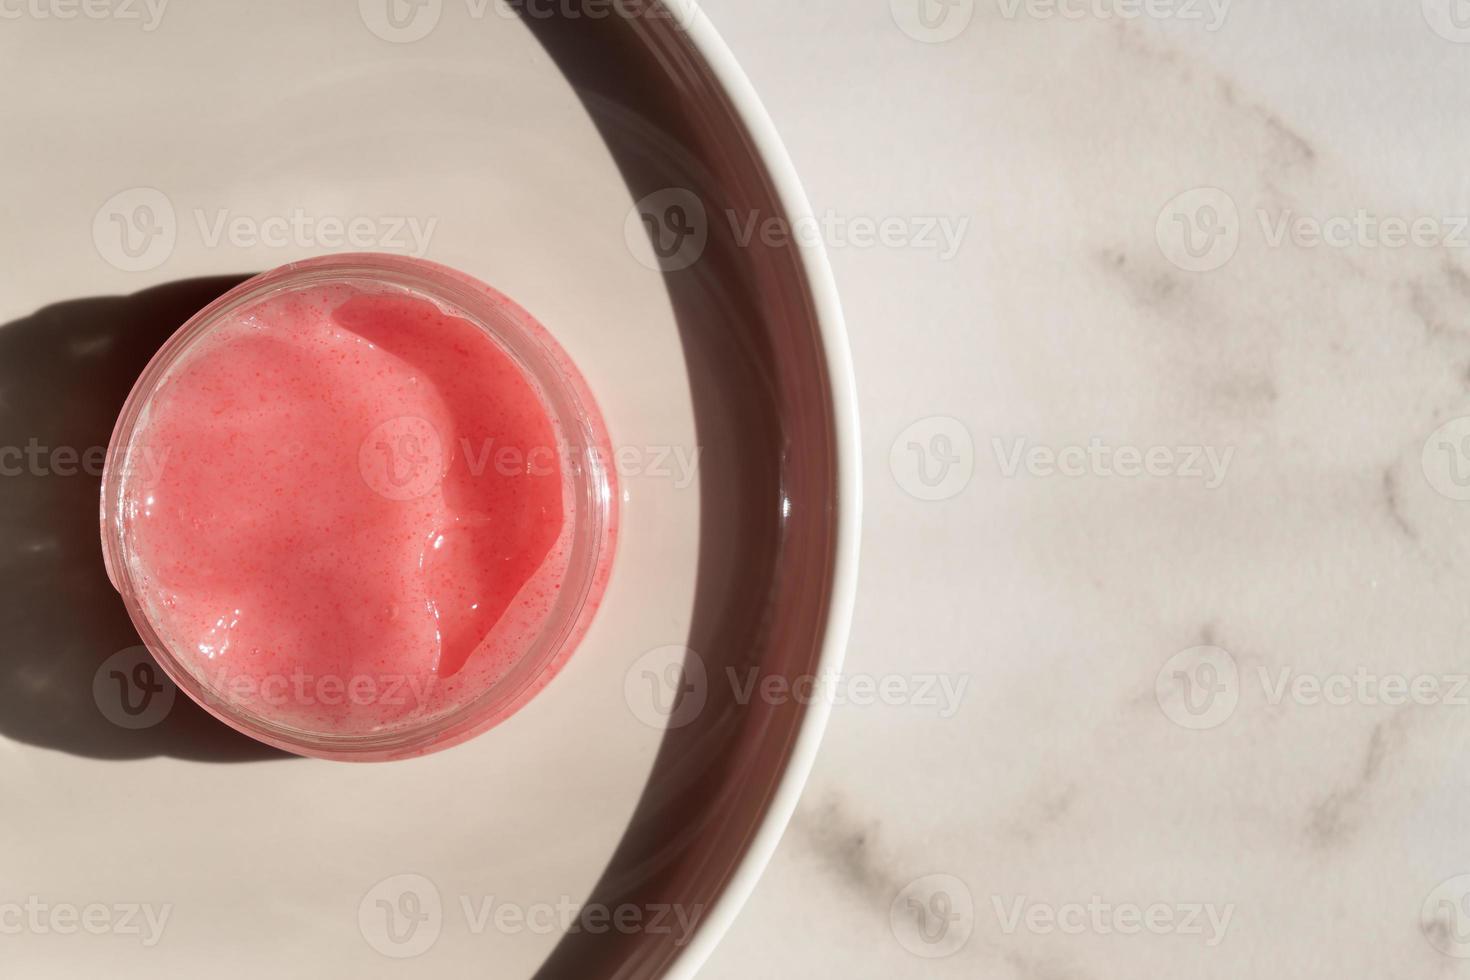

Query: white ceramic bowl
left=0, top=3, right=857, bottom=976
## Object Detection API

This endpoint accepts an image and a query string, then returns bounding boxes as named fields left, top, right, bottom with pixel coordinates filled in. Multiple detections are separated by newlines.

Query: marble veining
left=699, top=0, right=1470, bottom=976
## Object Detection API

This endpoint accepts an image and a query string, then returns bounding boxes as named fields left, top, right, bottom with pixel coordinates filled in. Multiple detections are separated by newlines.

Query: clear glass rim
left=100, top=253, right=616, bottom=761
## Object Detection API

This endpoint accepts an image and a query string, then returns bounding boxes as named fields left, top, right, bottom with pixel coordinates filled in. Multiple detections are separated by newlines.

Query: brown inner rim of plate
left=517, top=7, right=843, bottom=979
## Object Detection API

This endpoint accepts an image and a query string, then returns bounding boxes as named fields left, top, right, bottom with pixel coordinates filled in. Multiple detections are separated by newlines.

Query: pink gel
left=121, top=282, right=577, bottom=737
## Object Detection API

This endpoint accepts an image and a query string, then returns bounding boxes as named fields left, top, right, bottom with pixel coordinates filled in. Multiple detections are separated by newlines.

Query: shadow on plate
left=0, top=275, right=291, bottom=762
left=520, top=8, right=841, bottom=979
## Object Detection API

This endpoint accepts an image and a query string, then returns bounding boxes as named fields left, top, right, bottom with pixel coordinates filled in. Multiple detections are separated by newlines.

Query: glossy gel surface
left=118, top=282, right=571, bottom=736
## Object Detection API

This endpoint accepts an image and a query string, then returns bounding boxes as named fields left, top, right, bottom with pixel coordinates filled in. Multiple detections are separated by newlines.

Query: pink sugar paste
left=119, top=281, right=590, bottom=738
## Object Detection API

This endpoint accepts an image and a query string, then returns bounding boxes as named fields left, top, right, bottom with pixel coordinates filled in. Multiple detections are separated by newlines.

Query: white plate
left=0, top=3, right=858, bottom=977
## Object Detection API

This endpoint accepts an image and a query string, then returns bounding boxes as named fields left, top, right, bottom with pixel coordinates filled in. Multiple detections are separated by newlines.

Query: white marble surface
left=697, top=0, right=1470, bottom=976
